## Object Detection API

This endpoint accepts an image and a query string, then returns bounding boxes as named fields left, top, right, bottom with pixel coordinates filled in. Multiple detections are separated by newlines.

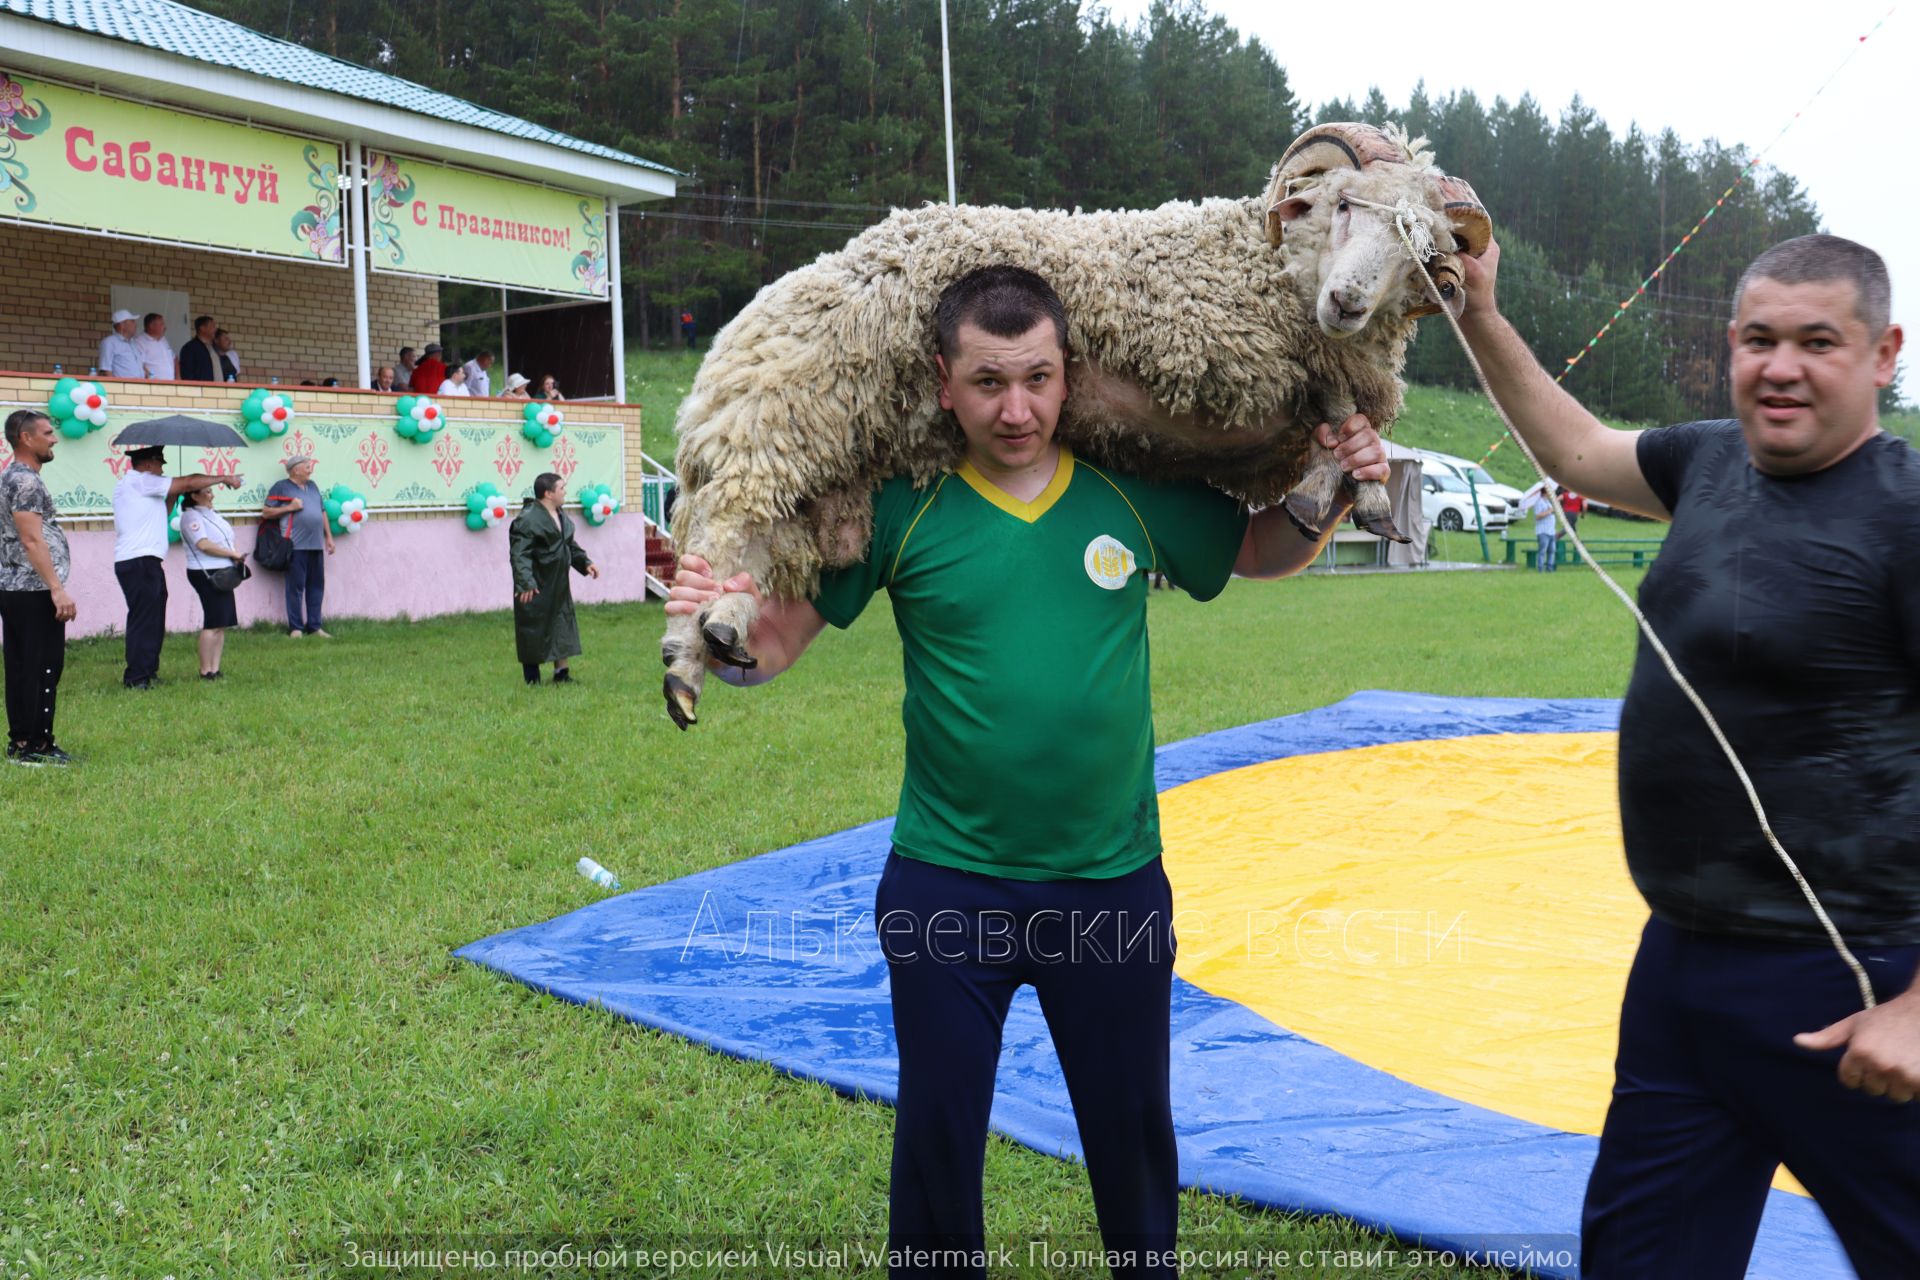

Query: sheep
left=662, top=122, right=1491, bottom=728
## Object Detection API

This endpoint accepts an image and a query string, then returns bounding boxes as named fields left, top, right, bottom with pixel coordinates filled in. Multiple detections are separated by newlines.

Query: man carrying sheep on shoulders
left=669, top=265, right=1387, bottom=1278
left=1456, top=233, right=1919, bottom=1277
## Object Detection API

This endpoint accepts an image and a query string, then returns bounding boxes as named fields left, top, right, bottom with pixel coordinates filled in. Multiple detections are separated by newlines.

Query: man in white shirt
left=459, top=350, right=495, bottom=397
left=112, top=446, right=240, bottom=688
left=1527, top=483, right=1559, bottom=573
left=132, top=314, right=175, bottom=381
left=97, top=310, right=144, bottom=380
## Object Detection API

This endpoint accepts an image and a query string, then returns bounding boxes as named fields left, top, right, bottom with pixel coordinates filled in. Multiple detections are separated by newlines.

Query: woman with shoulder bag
left=180, top=485, right=249, bottom=680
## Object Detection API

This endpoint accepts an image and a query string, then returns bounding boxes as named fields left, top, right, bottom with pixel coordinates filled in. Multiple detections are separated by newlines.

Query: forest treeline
left=202, top=0, right=1900, bottom=421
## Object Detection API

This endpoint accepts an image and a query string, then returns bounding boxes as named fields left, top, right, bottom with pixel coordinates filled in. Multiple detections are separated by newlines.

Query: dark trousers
left=0, top=589, right=65, bottom=747
left=1583, top=917, right=1920, bottom=1278
left=286, top=549, right=325, bottom=632
left=875, top=851, right=1179, bottom=1280
left=113, top=555, right=166, bottom=685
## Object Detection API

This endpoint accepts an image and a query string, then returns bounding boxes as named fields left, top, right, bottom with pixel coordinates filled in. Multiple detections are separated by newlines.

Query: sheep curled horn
left=661, top=121, right=1492, bottom=729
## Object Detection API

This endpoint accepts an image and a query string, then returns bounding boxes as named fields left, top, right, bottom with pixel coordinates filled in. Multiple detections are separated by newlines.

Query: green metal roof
left=1, top=0, right=679, bottom=178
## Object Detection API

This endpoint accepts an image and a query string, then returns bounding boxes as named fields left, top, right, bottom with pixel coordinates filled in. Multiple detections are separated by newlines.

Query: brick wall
left=0, top=221, right=440, bottom=384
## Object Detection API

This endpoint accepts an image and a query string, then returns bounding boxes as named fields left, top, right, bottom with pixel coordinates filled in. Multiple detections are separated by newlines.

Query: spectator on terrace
left=98, top=310, right=143, bottom=379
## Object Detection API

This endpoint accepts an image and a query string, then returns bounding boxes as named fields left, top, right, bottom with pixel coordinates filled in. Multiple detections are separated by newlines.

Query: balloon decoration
left=323, top=484, right=368, bottom=535
left=464, top=482, right=512, bottom=531
left=578, top=482, right=622, bottom=526
left=393, top=394, right=445, bottom=443
left=47, top=377, right=109, bottom=439
left=167, top=496, right=184, bottom=545
left=240, top=389, right=296, bottom=442
left=521, top=401, right=564, bottom=447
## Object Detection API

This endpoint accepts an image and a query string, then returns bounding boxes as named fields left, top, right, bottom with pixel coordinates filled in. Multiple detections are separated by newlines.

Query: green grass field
left=0, top=549, right=1649, bottom=1277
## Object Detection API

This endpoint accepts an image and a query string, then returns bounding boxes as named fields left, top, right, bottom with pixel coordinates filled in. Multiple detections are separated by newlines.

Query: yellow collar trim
left=956, top=446, right=1074, bottom=524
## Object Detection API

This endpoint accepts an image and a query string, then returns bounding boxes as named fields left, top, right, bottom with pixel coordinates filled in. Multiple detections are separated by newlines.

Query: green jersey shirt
left=813, top=446, right=1248, bottom=880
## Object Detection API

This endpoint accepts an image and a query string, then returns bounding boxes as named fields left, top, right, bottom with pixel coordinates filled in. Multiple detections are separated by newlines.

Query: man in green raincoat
left=509, top=472, right=600, bottom=685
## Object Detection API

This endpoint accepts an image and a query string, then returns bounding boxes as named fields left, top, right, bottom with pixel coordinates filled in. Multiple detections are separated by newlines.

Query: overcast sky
left=1099, top=0, right=1915, bottom=352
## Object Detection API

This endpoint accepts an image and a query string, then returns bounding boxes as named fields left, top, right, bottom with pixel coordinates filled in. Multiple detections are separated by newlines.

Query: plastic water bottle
left=576, top=857, right=621, bottom=891
left=88, top=366, right=98, bottom=377
left=51, top=364, right=62, bottom=376
left=270, top=375, right=280, bottom=385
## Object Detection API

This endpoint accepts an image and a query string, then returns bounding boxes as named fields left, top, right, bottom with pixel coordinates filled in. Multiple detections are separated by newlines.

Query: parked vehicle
left=1418, top=450, right=1527, bottom=516
left=1420, top=465, right=1508, bottom=532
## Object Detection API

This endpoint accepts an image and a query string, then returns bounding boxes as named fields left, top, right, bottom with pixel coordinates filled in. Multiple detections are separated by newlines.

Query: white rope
left=1382, top=208, right=1878, bottom=1013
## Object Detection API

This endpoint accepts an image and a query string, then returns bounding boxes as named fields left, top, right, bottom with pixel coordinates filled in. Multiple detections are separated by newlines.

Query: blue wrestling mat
left=455, top=691, right=1850, bottom=1278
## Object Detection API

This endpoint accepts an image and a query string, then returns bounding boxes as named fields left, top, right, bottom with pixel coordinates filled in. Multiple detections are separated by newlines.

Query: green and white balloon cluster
left=465, top=482, right=511, bottom=531
left=324, top=484, right=368, bottom=535
left=393, top=394, right=446, bottom=443
left=521, top=401, right=564, bottom=447
left=240, top=388, right=295, bottom=442
left=47, top=378, right=109, bottom=438
left=578, top=482, right=622, bottom=526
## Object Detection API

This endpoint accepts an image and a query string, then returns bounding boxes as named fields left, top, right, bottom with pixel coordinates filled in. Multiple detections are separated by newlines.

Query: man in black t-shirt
left=1459, top=233, right=1917, bottom=1278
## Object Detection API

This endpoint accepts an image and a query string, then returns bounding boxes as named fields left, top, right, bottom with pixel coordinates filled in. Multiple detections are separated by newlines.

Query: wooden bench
left=1505, top=536, right=1662, bottom=569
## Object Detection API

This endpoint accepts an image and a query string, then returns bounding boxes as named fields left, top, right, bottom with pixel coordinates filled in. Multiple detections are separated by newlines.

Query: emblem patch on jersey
left=1084, top=534, right=1137, bottom=590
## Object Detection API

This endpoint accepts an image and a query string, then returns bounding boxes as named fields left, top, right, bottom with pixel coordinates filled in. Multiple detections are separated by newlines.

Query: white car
left=1419, top=451, right=1527, bottom=516
left=1420, top=464, right=1509, bottom=532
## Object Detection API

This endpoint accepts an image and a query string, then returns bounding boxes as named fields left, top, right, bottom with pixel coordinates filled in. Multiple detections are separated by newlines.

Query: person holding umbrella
left=112, top=445, right=240, bottom=689
left=109, top=415, right=252, bottom=689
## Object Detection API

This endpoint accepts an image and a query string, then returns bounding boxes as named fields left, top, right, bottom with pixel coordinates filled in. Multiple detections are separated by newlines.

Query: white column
left=347, top=139, right=371, bottom=389
left=607, top=198, right=626, bottom=400
left=940, top=0, right=957, bottom=205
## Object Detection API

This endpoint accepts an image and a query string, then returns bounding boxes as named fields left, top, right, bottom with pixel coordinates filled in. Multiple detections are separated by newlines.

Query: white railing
left=638, top=450, right=679, bottom=598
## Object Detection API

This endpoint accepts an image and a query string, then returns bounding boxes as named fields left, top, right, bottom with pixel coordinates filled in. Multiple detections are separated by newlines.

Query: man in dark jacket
left=509, top=472, right=599, bottom=685
left=177, top=315, right=223, bottom=382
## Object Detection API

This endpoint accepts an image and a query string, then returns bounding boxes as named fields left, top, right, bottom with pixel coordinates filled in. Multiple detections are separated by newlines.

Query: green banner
left=32, top=411, right=625, bottom=518
left=365, top=152, right=607, bottom=297
left=0, top=71, right=344, bottom=263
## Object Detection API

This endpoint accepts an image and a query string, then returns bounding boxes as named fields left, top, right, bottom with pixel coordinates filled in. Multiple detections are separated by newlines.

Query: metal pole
left=939, top=0, right=957, bottom=205
left=346, top=139, right=371, bottom=390
left=607, top=199, right=626, bottom=401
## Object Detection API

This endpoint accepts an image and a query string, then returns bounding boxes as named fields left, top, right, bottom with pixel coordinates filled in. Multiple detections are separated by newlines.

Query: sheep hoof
left=663, top=674, right=699, bottom=730
left=1280, top=492, right=1326, bottom=541
left=701, top=621, right=758, bottom=670
left=1351, top=507, right=1411, bottom=544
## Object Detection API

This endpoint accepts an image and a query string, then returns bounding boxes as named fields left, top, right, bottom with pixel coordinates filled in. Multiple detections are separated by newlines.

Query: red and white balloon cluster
left=464, top=482, right=511, bottom=530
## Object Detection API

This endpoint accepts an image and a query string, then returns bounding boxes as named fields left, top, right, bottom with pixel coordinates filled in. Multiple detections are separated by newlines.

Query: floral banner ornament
left=521, top=402, right=564, bottom=448
left=323, top=484, right=368, bottom=535
left=289, top=144, right=343, bottom=262
left=464, top=482, right=512, bottom=531
left=577, top=482, right=621, bottom=526
left=366, top=152, right=417, bottom=268
left=0, top=73, right=53, bottom=213
left=393, top=395, right=446, bottom=444
left=47, top=378, right=109, bottom=439
left=240, top=389, right=295, bottom=442
left=571, top=199, right=608, bottom=296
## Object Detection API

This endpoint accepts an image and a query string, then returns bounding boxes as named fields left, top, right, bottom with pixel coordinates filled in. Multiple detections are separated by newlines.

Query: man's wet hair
left=935, top=265, right=1069, bottom=359
left=533, top=472, right=562, bottom=499
left=1735, top=234, right=1891, bottom=335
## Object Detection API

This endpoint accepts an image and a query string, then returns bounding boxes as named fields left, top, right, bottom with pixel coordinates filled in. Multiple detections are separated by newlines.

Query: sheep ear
left=1266, top=196, right=1312, bottom=248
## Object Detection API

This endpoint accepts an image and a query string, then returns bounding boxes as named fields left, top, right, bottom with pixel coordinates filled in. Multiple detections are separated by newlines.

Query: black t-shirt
left=1620, top=420, right=1920, bottom=945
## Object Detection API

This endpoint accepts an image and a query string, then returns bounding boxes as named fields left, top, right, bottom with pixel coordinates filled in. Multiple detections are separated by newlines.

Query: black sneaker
left=125, top=678, right=156, bottom=691
left=523, top=663, right=541, bottom=686
left=23, top=742, right=74, bottom=767
left=6, top=741, right=43, bottom=768
left=552, top=668, right=573, bottom=685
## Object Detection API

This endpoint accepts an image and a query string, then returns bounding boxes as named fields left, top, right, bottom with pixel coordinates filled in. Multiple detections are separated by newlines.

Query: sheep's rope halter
left=1367, top=199, right=1877, bottom=1013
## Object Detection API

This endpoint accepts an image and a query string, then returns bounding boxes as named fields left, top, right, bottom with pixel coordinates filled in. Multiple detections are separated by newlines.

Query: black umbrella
left=112, top=415, right=249, bottom=449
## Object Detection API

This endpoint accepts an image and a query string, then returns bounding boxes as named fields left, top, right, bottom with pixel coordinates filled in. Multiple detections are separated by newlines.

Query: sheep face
left=1275, top=167, right=1446, bottom=340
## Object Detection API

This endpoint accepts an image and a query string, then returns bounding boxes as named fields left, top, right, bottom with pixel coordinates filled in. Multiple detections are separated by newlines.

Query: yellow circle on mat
left=1159, top=731, right=1809, bottom=1194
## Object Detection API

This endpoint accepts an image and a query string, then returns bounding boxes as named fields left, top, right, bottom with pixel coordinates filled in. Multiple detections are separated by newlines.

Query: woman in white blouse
left=179, top=485, right=246, bottom=679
